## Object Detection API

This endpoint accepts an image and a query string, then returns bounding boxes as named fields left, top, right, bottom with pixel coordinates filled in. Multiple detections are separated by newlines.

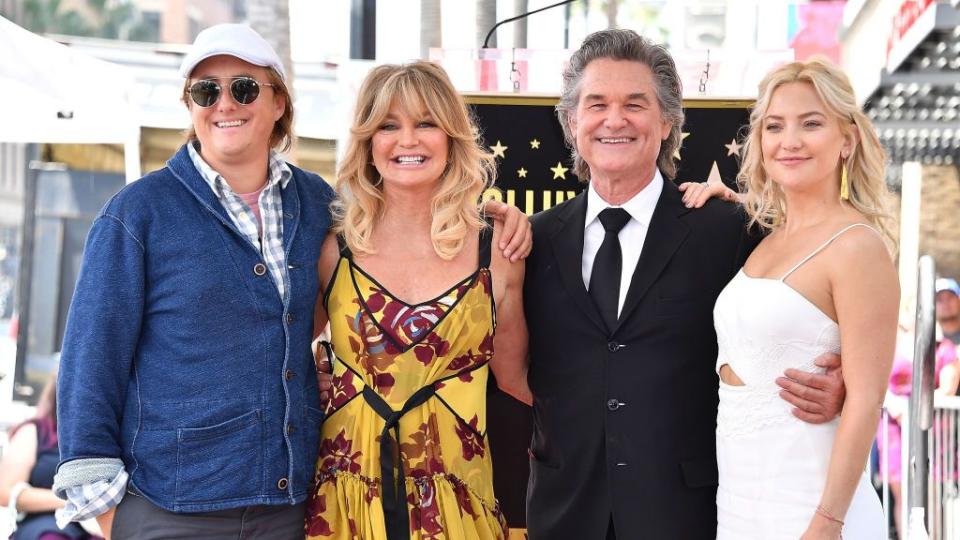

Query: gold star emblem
left=550, top=162, right=569, bottom=180
left=530, top=139, right=541, bottom=149
left=517, top=167, right=528, bottom=178
left=724, top=138, right=742, bottom=157
left=490, top=140, right=508, bottom=158
left=673, top=132, right=690, bottom=160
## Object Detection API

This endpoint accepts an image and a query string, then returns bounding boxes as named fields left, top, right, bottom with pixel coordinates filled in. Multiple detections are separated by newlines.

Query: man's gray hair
left=556, top=29, right=685, bottom=181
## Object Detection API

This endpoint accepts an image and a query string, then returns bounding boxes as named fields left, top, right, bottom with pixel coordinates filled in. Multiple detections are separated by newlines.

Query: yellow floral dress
left=306, top=231, right=508, bottom=540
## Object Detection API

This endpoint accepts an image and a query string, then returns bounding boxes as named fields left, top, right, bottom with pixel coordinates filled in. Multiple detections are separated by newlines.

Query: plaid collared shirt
left=187, top=142, right=291, bottom=299
left=56, top=468, right=128, bottom=527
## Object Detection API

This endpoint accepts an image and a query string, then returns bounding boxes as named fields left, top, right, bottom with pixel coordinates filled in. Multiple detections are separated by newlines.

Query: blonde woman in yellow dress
left=305, top=61, right=530, bottom=540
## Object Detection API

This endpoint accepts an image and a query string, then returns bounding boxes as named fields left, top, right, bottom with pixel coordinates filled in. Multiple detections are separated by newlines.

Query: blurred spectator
left=936, top=339, right=960, bottom=398
left=876, top=331, right=960, bottom=538
left=935, top=277, right=960, bottom=396
left=0, top=375, right=99, bottom=540
left=935, top=277, right=960, bottom=345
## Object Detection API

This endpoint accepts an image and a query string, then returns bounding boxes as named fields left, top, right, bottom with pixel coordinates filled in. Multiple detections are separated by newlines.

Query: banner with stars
left=467, top=95, right=752, bottom=215
left=467, top=95, right=753, bottom=533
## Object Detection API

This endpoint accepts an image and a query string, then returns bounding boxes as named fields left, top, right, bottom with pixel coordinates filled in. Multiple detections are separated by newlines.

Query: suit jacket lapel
left=548, top=192, right=607, bottom=334
left=614, top=181, right=691, bottom=333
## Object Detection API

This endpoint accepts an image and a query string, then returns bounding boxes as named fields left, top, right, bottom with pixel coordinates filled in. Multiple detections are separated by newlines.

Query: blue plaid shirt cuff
left=55, top=468, right=128, bottom=528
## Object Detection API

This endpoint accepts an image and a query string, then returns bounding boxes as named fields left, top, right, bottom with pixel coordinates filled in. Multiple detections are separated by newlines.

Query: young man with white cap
left=51, top=24, right=338, bottom=539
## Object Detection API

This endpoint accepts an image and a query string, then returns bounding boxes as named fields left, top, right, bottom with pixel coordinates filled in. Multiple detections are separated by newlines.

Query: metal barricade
left=899, top=255, right=954, bottom=539
left=896, top=388, right=960, bottom=540
left=907, top=256, right=937, bottom=538
left=927, top=395, right=960, bottom=540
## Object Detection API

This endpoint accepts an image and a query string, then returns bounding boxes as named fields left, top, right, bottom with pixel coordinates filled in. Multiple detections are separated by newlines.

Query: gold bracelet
left=816, top=504, right=845, bottom=525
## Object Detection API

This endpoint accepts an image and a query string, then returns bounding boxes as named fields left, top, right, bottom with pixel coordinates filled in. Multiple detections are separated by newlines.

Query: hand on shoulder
left=482, top=199, right=532, bottom=262
left=490, top=221, right=526, bottom=292
left=678, top=179, right=742, bottom=208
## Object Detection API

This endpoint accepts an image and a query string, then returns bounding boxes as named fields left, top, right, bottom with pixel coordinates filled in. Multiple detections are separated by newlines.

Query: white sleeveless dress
left=713, top=224, right=885, bottom=540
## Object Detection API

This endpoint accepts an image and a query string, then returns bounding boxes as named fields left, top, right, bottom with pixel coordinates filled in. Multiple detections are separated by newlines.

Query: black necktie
left=589, top=208, right=632, bottom=332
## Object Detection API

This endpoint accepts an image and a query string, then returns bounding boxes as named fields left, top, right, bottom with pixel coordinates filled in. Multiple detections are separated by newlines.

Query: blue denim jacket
left=56, top=145, right=335, bottom=513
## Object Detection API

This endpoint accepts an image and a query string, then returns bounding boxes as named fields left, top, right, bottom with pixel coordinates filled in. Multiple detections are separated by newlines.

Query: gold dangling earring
left=840, top=157, right=850, bottom=201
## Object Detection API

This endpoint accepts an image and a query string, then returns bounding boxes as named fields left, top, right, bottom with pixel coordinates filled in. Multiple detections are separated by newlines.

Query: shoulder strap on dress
left=336, top=233, right=352, bottom=259
left=478, top=218, right=494, bottom=269
left=780, top=223, right=879, bottom=281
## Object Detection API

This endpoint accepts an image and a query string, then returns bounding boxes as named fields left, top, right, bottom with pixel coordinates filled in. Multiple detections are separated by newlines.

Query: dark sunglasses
left=187, top=76, right=274, bottom=108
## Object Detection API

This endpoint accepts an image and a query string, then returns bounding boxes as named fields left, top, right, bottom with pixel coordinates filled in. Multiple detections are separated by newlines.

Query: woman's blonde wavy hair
left=331, top=61, right=495, bottom=260
left=738, top=57, right=893, bottom=243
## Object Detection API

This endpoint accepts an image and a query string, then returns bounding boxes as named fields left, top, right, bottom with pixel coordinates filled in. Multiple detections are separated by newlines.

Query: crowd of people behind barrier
left=872, top=277, right=960, bottom=539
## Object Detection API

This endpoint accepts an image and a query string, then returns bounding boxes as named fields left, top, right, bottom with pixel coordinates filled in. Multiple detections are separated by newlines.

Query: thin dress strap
left=479, top=219, right=496, bottom=329
left=478, top=219, right=494, bottom=269
left=780, top=223, right=879, bottom=281
left=335, top=234, right=351, bottom=259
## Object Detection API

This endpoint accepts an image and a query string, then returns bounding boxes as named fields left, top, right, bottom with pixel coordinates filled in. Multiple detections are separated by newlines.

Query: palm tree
left=514, top=0, right=528, bottom=48
left=245, top=0, right=292, bottom=80
left=18, top=0, right=93, bottom=36
left=421, top=0, right=441, bottom=59
left=97, top=0, right=156, bottom=42
left=476, top=0, right=496, bottom=48
left=605, top=0, right=618, bottom=28
left=12, top=0, right=157, bottom=42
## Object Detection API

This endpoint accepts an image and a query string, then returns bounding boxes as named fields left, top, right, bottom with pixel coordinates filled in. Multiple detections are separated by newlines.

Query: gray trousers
left=112, top=491, right=306, bottom=540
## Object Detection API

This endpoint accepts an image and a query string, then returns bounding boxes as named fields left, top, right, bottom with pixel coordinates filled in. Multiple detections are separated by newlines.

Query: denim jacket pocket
left=175, top=409, right=263, bottom=504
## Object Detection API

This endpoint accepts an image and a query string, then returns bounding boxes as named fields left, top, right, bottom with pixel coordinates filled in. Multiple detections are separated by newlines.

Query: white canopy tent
left=0, top=16, right=140, bottom=182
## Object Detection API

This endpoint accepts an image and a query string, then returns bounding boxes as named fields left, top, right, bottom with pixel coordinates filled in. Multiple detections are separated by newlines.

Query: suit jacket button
left=607, top=341, right=621, bottom=352
left=607, top=398, right=621, bottom=411
left=286, top=313, right=294, bottom=324
left=284, top=369, right=295, bottom=381
left=253, top=263, right=267, bottom=276
left=277, top=477, right=288, bottom=490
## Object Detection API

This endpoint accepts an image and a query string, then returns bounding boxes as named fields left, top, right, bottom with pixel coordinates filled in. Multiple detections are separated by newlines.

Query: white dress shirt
left=582, top=170, right=664, bottom=317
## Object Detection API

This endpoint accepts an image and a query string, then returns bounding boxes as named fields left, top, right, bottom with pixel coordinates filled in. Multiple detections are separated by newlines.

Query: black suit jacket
left=523, top=181, right=758, bottom=540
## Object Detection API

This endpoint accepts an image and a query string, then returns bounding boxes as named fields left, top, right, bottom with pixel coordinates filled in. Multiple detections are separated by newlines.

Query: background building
left=841, top=0, right=960, bottom=303
left=0, top=0, right=958, bottom=398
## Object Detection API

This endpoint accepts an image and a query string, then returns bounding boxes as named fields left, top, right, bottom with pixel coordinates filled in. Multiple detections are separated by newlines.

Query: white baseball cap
left=936, top=278, right=960, bottom=296
left=179, top=24, right=286, bottom=81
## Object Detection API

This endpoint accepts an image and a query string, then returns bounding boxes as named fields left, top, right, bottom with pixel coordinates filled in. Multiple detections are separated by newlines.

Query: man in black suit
left=523, top=29, right=845, bottom=539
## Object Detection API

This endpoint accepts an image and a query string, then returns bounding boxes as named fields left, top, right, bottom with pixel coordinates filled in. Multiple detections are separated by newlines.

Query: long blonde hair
left=738, top=57, right=893, bottom=243
left=331, top=61, right=495, bottom=260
